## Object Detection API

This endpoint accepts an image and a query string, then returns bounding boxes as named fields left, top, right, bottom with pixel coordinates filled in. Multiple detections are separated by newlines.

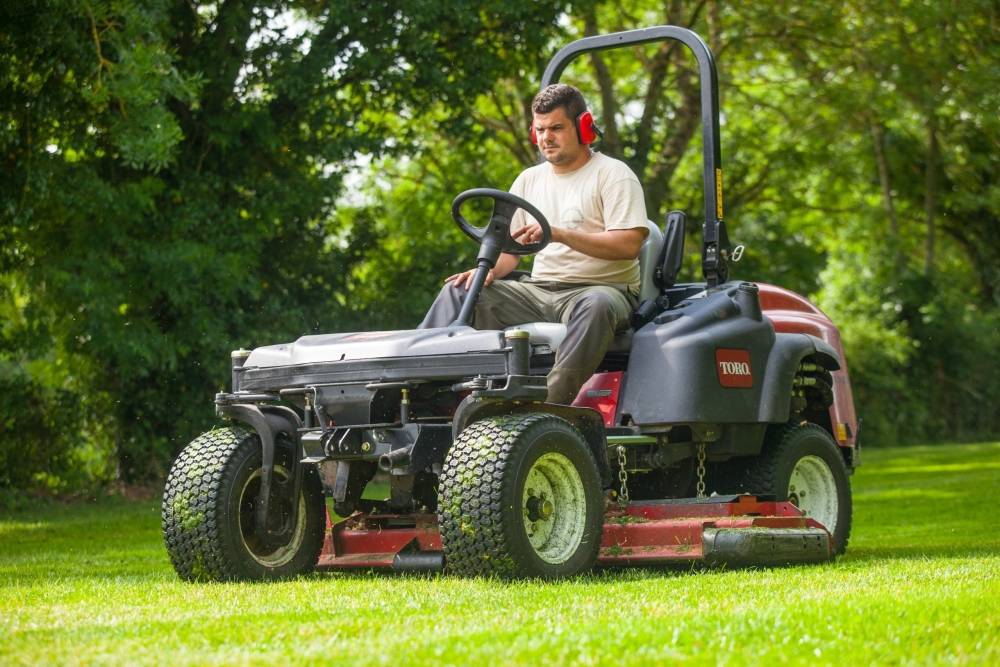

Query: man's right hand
left=446, top=268, right=494, bottom=290
left=444, top=252, right=519, bottom=290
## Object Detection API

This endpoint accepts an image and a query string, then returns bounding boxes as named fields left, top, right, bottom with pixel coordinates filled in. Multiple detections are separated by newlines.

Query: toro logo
left=715, top=348, right=753, bottom=388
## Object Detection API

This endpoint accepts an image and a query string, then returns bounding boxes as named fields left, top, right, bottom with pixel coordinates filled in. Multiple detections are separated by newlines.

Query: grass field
left=2, top=442, right=998, bottom=666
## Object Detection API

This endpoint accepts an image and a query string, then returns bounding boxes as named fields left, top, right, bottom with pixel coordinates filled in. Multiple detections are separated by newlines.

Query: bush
left=0, top=367, right=115, bottom=501
left=819, top=255, right=1000, bottom=447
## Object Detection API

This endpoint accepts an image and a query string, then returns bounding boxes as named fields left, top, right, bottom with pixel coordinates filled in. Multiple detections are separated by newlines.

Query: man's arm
left=513, top=225, right=647, bottom=260
left=446, top=252, right=520, bottom=290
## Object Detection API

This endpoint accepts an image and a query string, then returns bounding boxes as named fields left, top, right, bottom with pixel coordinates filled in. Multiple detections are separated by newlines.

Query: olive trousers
left=418, top=277, right=635, bottom=404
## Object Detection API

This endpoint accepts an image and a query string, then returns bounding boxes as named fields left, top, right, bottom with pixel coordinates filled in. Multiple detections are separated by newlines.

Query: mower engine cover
left=244, top=326, right=505, bottom=368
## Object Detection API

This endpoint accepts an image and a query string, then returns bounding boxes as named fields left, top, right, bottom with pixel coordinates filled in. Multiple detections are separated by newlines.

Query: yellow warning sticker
left=715, top=168, right=724, bottom=220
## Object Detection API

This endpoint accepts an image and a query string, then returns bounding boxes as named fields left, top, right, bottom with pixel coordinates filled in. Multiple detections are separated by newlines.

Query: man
left=420, top=84, right=648, bottom=404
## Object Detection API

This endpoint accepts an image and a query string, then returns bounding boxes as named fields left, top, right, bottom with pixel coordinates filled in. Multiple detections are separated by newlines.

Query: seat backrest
left=654, top=210, right=687, bottom=289
left=637, top=219, right=665, bottom=303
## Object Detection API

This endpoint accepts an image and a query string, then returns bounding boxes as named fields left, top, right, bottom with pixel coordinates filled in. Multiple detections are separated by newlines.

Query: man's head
left=531, top=84, right=594, bottom=171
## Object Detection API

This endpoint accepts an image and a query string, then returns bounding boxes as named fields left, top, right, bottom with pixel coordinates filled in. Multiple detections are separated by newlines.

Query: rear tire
left=742, top=423, right=852, bottom=555
left=162, top=426, right=326, bottom=581
left=438, top=414, right=603, bottom=578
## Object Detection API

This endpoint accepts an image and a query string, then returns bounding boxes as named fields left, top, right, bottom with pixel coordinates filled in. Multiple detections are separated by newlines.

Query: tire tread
left=438, top=413, right=599, bottom=578
left=742, top=422, right=852, bottom=555
left=161, top=426, right=324, bottom=581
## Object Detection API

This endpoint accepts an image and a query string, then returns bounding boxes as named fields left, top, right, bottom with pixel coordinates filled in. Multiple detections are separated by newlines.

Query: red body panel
left=756, top=283, right=858, bottom=448
left=598, top=495, right=824, bottom=563
left=315, top=496, right=828, bottom=570
left=571, top=371, right=624, bottom=426
left=317, top=513, right=441, bottom=569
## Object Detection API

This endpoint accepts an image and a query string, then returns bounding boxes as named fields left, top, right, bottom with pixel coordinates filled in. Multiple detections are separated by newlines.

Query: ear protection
left=530, top=110, right=599, bottom=146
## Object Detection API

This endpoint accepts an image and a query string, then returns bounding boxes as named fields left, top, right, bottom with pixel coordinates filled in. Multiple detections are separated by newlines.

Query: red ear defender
left=530, top=110, right=598, bottom=145
left=576, top=110, right=597, bottom=144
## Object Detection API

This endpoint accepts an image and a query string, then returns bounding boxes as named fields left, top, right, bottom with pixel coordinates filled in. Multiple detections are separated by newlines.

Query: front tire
left=438, top=414, right=603, bottom=578
left=742, top=423, right=853, bottom=555
left=162, top=426, right=326, bottom=581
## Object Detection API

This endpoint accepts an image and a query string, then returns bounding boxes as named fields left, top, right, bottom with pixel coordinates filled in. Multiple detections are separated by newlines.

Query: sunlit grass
left=2, top=442, right=998, bottom=666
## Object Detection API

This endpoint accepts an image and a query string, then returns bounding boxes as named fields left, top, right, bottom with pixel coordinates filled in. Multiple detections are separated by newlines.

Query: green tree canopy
left=1, top=0, right=570, bottom=487
left=2, top=0, right=998, bottom=495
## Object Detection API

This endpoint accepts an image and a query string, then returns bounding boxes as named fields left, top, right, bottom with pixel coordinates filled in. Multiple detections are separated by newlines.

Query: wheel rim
left=238, top=466, right=307, bottom=567
left=522, top=452, right=587, bottom=564
left=787, top=455, right=839, bottom=535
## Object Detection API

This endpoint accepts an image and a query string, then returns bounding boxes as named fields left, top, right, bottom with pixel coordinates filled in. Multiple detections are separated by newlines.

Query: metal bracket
left=216, top=402, right=302, bottom=547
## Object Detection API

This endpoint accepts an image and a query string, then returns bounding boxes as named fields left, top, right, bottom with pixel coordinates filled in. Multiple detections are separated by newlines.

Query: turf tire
left=742, top=423, right=853, bottom=555
left=438, top=413, right=603, bottom=579
left=161, top=426, right=326, bottom=581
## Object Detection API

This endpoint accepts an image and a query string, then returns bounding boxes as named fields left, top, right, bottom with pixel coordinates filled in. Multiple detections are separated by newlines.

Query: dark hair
left=531, top=84, right=587, bottom=119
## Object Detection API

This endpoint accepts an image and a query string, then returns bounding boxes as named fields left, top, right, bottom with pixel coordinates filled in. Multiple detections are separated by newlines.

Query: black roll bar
left=541, top=26, right=731, bottom=286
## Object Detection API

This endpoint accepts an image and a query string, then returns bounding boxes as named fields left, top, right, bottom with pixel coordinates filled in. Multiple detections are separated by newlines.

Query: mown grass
left=2, top=442, right=998, bottom=666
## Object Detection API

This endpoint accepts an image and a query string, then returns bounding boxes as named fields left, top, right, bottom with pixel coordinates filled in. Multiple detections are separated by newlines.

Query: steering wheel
left=451, top=188, right=551, bottom=257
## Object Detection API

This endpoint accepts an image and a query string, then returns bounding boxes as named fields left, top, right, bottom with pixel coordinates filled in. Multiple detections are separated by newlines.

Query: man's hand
left=446, top=267, right=494, bottom=290
left=443, top=253, right=520, bottom=290
left=514, top=223, right=647, bottom=260
left=512, top=221, right=548, bottom=246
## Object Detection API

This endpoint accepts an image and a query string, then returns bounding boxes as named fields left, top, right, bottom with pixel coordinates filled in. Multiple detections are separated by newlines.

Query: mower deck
left=316, top=494, right=832, bottom=573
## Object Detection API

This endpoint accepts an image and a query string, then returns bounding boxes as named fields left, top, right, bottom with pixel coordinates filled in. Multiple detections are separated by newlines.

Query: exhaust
left=392, top=551, right=444, bottom=573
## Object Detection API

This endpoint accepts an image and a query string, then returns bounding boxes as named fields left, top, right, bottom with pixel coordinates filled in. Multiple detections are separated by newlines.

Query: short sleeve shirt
left=510, top=152, right=648, bottom=289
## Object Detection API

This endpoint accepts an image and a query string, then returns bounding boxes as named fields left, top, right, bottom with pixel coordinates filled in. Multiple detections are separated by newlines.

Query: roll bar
left=541, top=26, right=731, bottom=286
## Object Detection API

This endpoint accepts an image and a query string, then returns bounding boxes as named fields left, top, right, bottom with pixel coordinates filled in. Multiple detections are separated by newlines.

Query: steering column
left=450, top=188, right=551, bottom=326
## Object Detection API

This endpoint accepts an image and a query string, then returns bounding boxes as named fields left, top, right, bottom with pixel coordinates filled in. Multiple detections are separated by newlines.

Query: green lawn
left=2, top=442, right=998, bottom=666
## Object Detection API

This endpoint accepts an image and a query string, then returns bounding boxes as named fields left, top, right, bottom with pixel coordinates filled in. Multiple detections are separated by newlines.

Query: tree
left=0, top=0, right=570, bottom=488
left=337, top=0, right=1000, bottom=447
left=2, top=0, right=997, bottom=495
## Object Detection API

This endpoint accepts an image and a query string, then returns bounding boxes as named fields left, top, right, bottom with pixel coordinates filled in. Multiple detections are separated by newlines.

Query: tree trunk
left=924, top=114, right=939, bottom=277
left=584, top=11, right=621, bottom=157
left=867, top=118, right=901, bottom=266
left=707, top=0, right=721, bottom=52
left=645, top=63, right=701, bottom=218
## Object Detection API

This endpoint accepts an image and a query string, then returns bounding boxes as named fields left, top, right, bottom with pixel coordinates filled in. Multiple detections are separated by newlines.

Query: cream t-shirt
left=510, top=152, right=648, bottom=289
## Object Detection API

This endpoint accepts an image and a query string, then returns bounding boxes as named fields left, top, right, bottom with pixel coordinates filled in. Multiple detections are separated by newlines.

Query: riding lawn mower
left=162, top=25, right=859, bottom=581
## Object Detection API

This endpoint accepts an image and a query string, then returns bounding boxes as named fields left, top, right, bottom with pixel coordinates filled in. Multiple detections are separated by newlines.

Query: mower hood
left=244, top=326, right=506, bottom=368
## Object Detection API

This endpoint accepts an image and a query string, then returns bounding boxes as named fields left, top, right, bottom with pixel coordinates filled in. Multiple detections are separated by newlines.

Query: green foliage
left=821, top=252, right=1000, bottom=445
left=1, top=0, right=998, bottom=492
left=0, top=0, right=569, bottom=490
left=334, top=0, right=1000, bottom=451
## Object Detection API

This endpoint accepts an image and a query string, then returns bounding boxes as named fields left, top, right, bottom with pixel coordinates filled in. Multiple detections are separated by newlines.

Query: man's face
left=533, top=107, right=584, bottom=166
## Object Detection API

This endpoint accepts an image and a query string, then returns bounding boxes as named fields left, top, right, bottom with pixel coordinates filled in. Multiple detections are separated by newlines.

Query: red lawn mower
left=162, top=26, right=858, bottom=580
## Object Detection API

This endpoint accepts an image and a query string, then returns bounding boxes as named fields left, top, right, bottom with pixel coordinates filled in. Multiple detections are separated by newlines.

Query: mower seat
left=655, top=210, right=687, bottom=290
left=636, top=219, right=665, bottom=303
left=507, top=219, right=664, bottom=354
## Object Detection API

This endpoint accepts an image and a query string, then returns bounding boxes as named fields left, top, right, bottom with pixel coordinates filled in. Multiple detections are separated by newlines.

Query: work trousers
left=418, top=277, right=635, bottom=404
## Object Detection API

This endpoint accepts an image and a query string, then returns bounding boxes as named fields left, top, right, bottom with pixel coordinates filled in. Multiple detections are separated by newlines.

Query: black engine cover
left=620, top=282, right=782, bottom=426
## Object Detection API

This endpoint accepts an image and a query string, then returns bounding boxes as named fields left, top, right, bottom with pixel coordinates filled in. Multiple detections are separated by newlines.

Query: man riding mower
left=161, top=25, right=858, bottom=581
